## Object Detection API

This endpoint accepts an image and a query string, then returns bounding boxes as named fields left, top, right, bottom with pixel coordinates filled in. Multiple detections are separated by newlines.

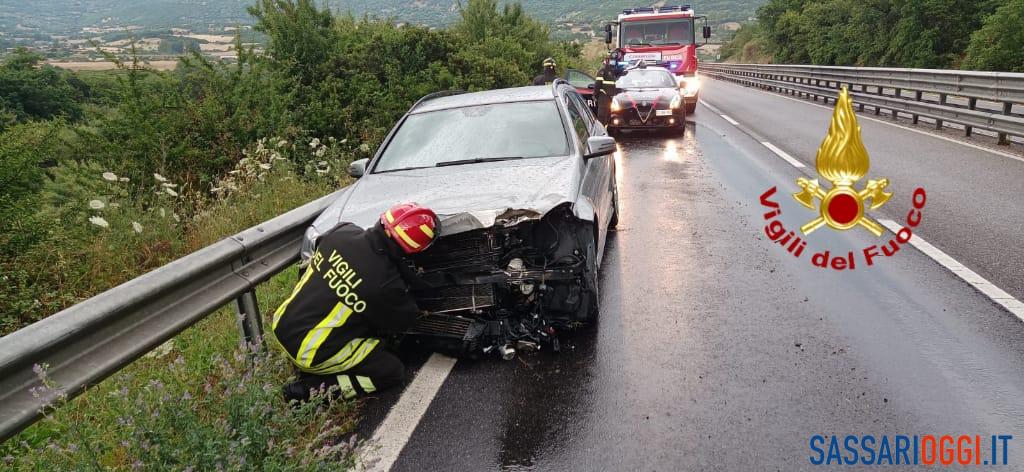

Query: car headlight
left=300, top=226, right=320, bottom=266
left=670, top=94, right=682, bottom=109
left=680, top=76, right=701, bottom=96
left=610, top=99, right=622, bottom=112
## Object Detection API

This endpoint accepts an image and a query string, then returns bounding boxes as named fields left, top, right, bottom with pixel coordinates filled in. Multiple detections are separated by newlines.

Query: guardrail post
left=966, top=98, right=977, bottom=137
left=235, top=290, right=264, bottom=351
left=912, top=91, right=922, bottom=124
left=936, top=94, right=947, bottom=130
left=998, top=102, right=1012, bottom=145
left=891, top=88, right=901, bottom=121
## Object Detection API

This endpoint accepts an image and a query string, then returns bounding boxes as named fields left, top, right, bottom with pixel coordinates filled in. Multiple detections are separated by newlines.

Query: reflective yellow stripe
left=272, top=264, right=316, bottom=330
left=393, top=225, right=420, bottom=249
left=304, top=338, right=378, bottom=375
left=356, top=376, right=376, bottom=393
left=336, top=375, right=357, bottom=399
left=295, top=303, right=354, bottom=368
left=303, top=338, right=365, bottom=374
left=385, top=211, right=395, bottom=223
left=419, top=224, right=434, bottom=239
left=346, top=339, right=379, bottom=368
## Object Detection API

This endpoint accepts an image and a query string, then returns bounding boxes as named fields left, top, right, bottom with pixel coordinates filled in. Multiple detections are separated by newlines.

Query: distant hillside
left=2, top=1, right=764, bottom=35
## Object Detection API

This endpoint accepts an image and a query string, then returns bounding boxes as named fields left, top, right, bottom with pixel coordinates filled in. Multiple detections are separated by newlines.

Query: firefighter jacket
left=271, top=222, right=421, bottom=374
left=532, top=69, right=557, bottom=85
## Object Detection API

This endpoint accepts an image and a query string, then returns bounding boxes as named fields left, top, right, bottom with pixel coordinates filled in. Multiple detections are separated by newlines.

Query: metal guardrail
left=0, top=188, right=346, bottom=442
left=702, top=63, right=1024, bottom=144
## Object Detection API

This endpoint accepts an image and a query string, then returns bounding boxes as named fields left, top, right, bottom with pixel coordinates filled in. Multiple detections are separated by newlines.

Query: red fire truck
left=605, top=5, right=710, bottom=113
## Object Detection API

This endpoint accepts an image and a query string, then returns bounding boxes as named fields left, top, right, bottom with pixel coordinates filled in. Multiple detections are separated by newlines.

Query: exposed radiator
left=406, top=314, right=475, bottom=339
left=414, top=284, right=495, bottom=314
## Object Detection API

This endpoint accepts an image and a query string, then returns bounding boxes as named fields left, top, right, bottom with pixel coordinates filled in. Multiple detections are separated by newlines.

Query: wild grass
left=1, top=165, right=359, bottom=470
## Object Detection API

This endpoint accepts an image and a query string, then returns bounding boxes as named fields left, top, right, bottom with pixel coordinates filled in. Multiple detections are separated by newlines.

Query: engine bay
left=404, top=204, right=597, bottom=360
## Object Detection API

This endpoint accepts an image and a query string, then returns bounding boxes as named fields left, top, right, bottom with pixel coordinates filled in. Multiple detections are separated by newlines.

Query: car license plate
left=628, top=119, right=642, bottom=126
left=656, top=109, right=672, bottom=116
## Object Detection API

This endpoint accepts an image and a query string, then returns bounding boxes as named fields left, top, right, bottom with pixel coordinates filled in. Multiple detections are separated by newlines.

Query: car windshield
left=374, top=101, right=570, bottom=172
left=616, top=70, right=677, bottom=88
left=620, top=18, right=695, bottom=46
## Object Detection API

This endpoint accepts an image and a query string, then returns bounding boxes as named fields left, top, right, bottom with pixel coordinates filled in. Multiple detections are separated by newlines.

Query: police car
left=607, top=64, right=686, bottom=136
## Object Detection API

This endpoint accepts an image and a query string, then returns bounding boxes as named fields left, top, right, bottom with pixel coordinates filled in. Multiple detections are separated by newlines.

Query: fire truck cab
left=605, top=5, right=710, bottom=113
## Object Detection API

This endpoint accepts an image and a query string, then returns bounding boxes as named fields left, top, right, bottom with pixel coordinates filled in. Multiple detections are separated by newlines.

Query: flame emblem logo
left=793, top=87, right=892, bottom=236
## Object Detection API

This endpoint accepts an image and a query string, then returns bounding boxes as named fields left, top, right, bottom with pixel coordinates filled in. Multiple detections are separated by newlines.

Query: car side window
left=564, top=94, right=590, bottom=145
left=569, top=92, right=598, bottom=126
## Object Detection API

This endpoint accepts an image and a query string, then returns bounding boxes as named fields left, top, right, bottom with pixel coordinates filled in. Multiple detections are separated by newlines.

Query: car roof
left=412, top=85, right=561, bottom=114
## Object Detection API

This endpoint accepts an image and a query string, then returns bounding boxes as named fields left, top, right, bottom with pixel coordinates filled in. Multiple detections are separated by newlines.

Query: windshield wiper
left=435, top=156, right=524, bottom=167
left=375, top=165, right=434, bottom=174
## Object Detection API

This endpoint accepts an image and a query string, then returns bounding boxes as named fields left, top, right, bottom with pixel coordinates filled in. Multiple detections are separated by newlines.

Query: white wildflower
left=153, top=173, right=168, bottom=182
left=110, top=203, right=120, bottom=208
left=89, top=216, right=109, bottom=228
left=359, top=143, right=370, bottom=152
left=161, top=182, right=177, bottom=188
left=102, top=172, right=118, bottom=181
left=119, top=177, right=130, bottom=182
left=88, top=199, right=105, bottom=210
left=132, top=222, right=143, bottom=234
left=314, top=147, right=326, bottom=158
left=173, top=213, right=180, bottom=222
left=143, top=340, right=174, bottom=359
left=309, top=137, right=321, bottom=148
left=259, top=163, right=272, bottom=170
left=159, top=208, right=166, bottom=218
left=276, top=138, right=288, bottom=148
left=340, top=138, right=347, bottom=144
left=316, top=168, right=329, bottom=175
left=164, top=187, right=178, bottom=197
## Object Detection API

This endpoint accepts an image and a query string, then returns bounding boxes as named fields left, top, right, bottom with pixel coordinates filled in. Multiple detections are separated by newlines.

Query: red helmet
left=380, top=203, right=439, bottom=254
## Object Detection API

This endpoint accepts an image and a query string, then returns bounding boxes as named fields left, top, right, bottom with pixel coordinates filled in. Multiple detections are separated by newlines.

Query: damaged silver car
left=302, top=81, right=619, bottom=359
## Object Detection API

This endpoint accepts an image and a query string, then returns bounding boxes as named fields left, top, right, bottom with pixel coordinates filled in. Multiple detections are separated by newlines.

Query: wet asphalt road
left=355, top=85, right=1024, bottom=470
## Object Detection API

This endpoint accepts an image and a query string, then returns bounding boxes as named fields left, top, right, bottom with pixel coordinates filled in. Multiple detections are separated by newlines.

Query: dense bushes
left=0, top=50, right=85, bottom=129
left=721, top=0, right=1024, bottom=72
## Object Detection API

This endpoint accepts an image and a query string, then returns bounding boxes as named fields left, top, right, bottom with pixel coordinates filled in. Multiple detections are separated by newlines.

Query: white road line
left=716, top=81, right=1024, bottom=164
left=761, top=142, right=806, bottom=168
left=359, top=353, right=458, bottom=471
left=719, top=114, right=740, bottom=126
left=879, top=219, right=1024, bottom=321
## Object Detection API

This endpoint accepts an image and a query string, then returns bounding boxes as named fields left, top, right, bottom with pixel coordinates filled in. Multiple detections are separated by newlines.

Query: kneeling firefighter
left=272, top=203, right=439, bottom=402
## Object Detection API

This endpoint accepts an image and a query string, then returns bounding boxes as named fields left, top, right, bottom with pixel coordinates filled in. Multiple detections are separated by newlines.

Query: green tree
left=963, top=0, right=1024, bottom=72
left=0, top=48, right=83, bottom=128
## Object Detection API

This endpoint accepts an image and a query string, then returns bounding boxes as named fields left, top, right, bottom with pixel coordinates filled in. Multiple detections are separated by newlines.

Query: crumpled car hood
left=309, top=155, right=584, bottom=239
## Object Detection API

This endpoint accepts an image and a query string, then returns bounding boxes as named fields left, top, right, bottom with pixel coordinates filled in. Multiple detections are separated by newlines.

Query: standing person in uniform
left=594, top=49, right=624, bottom=124
left=532, top=57, right=558, bottom=85
left=272, top=203, right=439, bottom=402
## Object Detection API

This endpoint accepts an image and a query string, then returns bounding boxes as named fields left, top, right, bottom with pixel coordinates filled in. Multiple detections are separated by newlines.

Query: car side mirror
left=584, top=136, right=616, bottom=160
left=604, top=24, right=613, bottom=44
left=703, top=26, right=712, bottom=40
left=348, top=158, right=368, bottom=178
left=587, top=83, right=595, bottom=89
